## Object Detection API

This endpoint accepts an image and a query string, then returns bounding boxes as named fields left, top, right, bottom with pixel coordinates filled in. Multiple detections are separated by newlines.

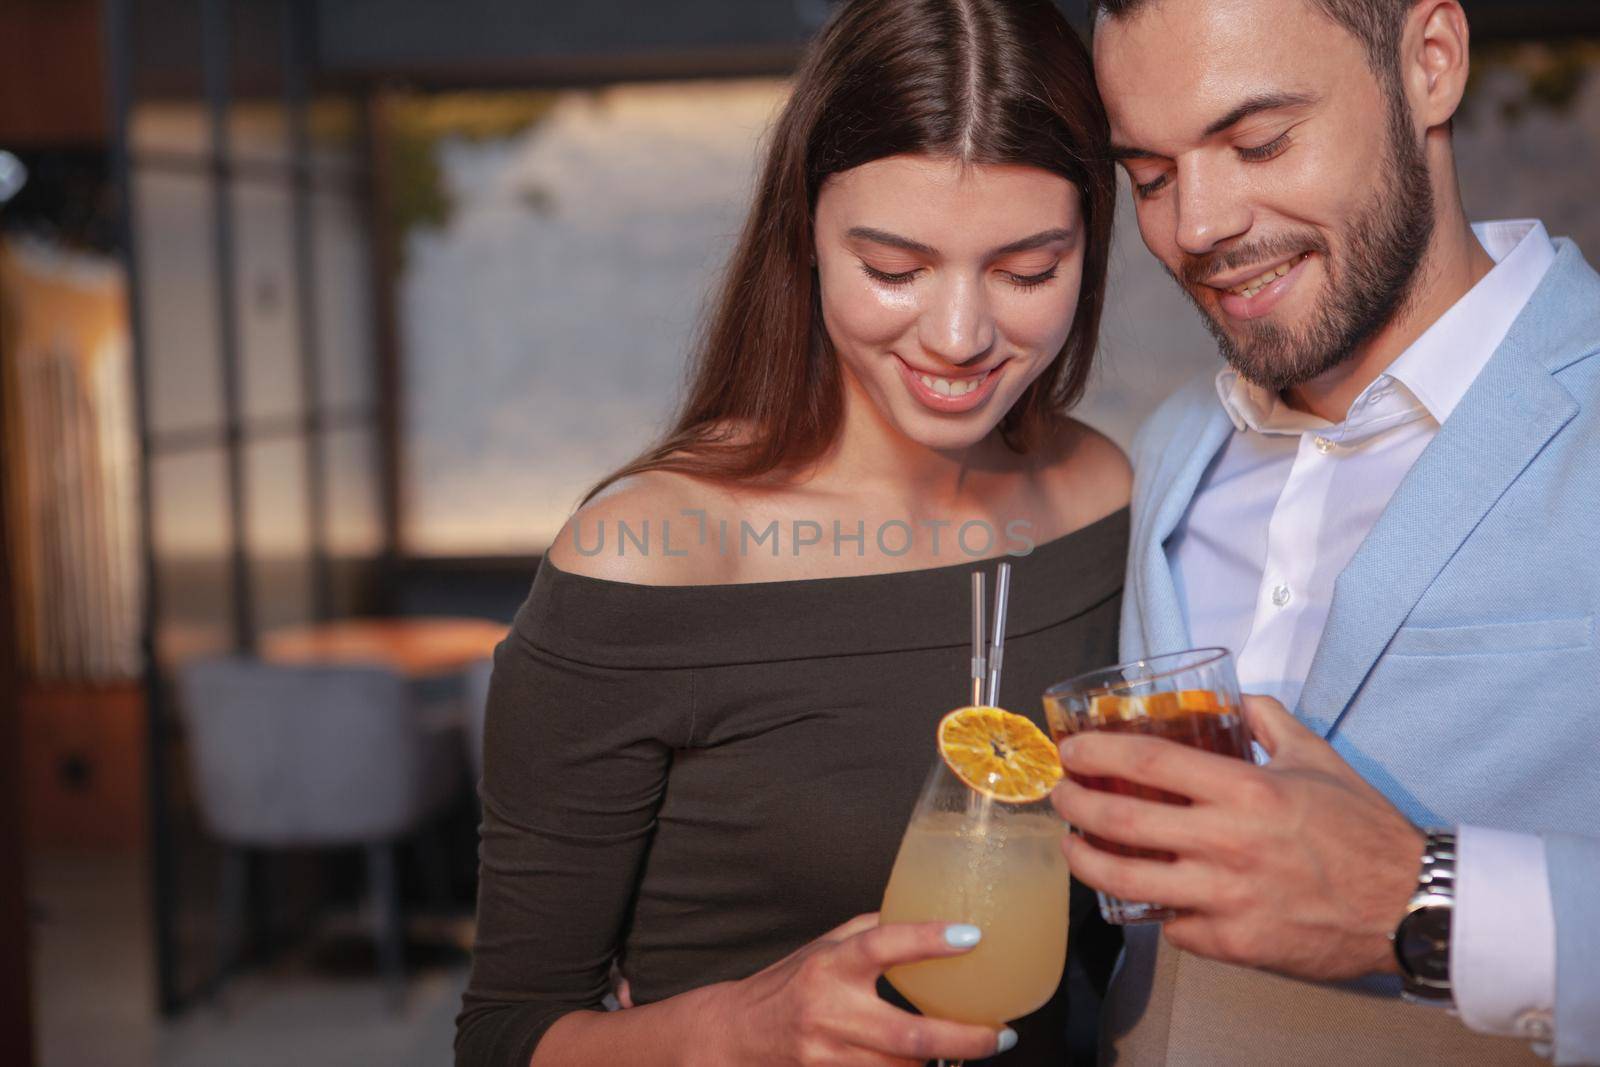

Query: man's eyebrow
left=1109, top=92, right=1318, bottom=161
left=1109, top=145, right=1160, bottom=163
left=1202, top=91, right=1317, bottom=137
left=846, top=227, right=937, bottom=257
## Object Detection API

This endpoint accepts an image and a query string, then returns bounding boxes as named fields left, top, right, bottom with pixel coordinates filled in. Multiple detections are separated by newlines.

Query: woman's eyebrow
left=844, top=226, right=1074, bottom=258
left=845, top=226, right=937, bottom=257
left=990, top=228, right=1075, bottom=256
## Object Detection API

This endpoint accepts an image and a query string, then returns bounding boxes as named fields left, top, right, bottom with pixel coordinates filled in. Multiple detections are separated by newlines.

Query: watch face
left=1398, top=905, right=1451, bottom=983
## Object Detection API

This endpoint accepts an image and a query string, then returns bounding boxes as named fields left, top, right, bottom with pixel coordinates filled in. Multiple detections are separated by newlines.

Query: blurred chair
left=176, top=657, right=462, bottom=1007
left=462, top=657, right=494, bottom=786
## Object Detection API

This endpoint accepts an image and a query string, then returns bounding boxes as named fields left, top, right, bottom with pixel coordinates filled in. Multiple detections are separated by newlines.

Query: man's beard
left=1176, top=98, right=1436, bottom=393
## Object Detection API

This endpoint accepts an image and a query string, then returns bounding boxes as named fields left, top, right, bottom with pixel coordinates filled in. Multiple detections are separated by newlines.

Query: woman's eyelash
left=1007, top=266, right=1059, bottom=288
left=1238, top=132, right=1292, bottom=162
left=859, top=263, right=1060, bottom=288
left=861, top=263, right=920, bottom=285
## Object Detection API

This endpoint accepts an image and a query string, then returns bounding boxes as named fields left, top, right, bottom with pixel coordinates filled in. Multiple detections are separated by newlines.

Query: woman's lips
left=1216, top=252, right=1313, bottom=322
left=896, top=356, right=1006, bottom=413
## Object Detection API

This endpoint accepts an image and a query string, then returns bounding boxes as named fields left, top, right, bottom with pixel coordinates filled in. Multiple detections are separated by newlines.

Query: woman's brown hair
left=588, top=0, right=1114, bottom=501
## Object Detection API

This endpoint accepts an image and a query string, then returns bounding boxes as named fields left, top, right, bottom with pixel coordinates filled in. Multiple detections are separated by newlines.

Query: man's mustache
left=1179, top=233, right=1331, bottom=289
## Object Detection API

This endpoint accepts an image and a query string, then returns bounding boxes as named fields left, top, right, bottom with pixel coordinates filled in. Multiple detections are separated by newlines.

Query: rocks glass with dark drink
left=1042, top=648, right=1252, bottom=925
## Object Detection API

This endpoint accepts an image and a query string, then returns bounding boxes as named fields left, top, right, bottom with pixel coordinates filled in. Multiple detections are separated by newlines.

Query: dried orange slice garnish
left=937, top=706, right=1064, bottom=803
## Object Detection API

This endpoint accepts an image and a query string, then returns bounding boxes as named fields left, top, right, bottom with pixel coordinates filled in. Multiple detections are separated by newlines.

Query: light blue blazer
left=1115, top=239, right=1600, bottom=1065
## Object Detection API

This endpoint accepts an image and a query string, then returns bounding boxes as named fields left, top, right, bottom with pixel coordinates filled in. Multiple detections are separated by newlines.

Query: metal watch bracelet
left=1392, top=829, right=1457, bottom=1003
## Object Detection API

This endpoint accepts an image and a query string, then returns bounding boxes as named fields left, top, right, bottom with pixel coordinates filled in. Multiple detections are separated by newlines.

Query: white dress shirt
left=1167, top=220, right=1560, bottom=1043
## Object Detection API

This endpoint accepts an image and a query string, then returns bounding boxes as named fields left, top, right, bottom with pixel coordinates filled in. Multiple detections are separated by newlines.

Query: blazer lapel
left=1298, top=306, right=1586, bottom=738
left=1126, top=399, right=1235, bottom=661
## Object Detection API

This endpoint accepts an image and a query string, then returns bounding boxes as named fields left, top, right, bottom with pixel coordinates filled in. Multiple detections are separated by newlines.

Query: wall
left=396, top=55, right=1600, bottom=555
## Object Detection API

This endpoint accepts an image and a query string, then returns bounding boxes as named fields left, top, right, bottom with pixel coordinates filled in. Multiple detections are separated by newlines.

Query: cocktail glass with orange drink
left=879, top=705, right=1071, bottom=1066
left=879, top=565, right=1073, bottom=1065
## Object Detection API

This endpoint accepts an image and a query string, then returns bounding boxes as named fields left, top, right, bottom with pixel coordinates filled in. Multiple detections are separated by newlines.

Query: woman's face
left=814, top=154, right=1085, bottom=453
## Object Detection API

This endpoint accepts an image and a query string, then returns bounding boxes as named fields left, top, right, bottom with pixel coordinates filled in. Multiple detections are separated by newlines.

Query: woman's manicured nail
left=996, top=1027, right=1019, bottom=1053
left=943, top=923, right=982, bottom=948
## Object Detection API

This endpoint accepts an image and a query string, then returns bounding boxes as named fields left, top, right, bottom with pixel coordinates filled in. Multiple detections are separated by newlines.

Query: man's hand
left=1051, top=695, right=1426, bottom=981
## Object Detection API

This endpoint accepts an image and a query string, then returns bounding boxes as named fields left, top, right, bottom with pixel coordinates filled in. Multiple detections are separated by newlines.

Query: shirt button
left=1314, top=435, right=1335, bottom=454
left=1271, top=584, right=1292, bottom=607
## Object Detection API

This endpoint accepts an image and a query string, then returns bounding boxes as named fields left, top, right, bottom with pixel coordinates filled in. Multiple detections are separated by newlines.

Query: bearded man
left=1054, top=1, right=1600, bottom=1063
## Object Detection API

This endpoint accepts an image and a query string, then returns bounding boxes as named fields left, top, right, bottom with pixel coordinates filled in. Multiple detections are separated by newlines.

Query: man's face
left=1095, top=0, right=1434, bottom=392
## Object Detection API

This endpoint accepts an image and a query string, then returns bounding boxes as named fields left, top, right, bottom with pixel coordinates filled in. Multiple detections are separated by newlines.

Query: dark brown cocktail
left=1042, top=650, right=1251, bottom=924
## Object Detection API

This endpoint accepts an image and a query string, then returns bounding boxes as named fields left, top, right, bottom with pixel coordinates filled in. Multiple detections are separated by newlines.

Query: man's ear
left=1403, top=1, right=1471, bottom=131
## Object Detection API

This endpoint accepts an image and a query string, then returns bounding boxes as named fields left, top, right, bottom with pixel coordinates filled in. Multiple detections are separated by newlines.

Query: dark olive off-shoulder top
left=456, top=508, right=1129, bottom=1067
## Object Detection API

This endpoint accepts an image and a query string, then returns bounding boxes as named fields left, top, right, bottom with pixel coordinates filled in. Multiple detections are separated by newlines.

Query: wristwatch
left=1392, top=829, right=1457, bottom=1003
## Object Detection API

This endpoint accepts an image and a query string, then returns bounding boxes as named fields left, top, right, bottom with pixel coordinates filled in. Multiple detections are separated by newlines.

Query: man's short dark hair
left=1090, top=0, right=1417, bottom=89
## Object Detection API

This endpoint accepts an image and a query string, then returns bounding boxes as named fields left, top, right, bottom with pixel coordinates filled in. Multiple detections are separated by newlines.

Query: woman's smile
left=895, top=355, right=1010, bottom=413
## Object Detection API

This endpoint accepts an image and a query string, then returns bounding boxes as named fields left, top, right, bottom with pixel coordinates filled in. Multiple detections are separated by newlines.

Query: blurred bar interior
left=2, top=1, right=1598, bottom=1064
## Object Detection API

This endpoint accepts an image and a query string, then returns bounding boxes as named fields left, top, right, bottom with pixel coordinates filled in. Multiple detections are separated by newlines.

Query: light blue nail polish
left=944, top=923, right=982, bottom=948
left=996, top=1027, right=1019, bottom=1053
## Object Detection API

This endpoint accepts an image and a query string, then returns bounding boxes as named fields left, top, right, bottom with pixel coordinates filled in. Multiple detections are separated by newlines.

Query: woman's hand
left=695, top=912, right=1014, bottom=1066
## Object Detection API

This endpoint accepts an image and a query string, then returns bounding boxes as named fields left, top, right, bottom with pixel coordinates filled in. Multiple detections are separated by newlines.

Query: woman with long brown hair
left=457, top=1, right=1127, bottom=1063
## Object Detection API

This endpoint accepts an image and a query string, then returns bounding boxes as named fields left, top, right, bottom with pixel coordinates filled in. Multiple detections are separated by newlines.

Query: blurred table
left=260, top=616, right=506, bottom=678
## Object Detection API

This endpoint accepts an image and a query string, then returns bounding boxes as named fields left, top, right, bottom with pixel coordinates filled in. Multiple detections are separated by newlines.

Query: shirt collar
left=1215, top=219, right=1557, bottom=436
left=1216, top=373, right=1326, bottom=434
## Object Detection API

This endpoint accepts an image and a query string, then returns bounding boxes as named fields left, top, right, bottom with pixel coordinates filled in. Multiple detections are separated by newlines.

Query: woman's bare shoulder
left=545, top=469, right=744, bottom=586
left=1034, top=418, right=1132, bottom=528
